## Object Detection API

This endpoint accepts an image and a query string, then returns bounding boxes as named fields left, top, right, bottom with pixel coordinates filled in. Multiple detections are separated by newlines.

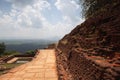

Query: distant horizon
left=0, top=38, right=58, bottom=45
left=0, top=38, right=58, bottom=53
left=0, top=37, right=60, bottom=41
left=5, top=40, right=54, bottom=53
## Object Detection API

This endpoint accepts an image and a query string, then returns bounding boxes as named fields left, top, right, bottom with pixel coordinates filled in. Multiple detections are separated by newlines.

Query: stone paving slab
left=7, top=57, right=18, bottom=63
left=0, top=49, right=58, bottom=80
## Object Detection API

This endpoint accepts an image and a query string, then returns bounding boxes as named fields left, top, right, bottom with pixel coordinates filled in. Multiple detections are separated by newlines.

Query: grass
left=2, top=63, right=22, bottom=68
left=0, top=63, right=23, bottom=75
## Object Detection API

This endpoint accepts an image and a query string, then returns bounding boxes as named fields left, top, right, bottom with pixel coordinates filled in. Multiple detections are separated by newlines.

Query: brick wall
left=56, top=48, right=120, bottom=80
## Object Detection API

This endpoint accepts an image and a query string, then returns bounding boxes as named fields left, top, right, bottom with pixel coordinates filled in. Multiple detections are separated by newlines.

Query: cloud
left=33, top=0, right=51, bottom=11
left=55, top=0, right=84, bottom=30
left=16, top=6, right=44, bottom=28
left=0, top=0, right=51, bottom=39
left=6, top=0, right=35, bottom=9
left=6, top=0, right=51, bottom=10
left=55, top=0, right=80, bottom=22
left=0, top=0, right=84, bottom=39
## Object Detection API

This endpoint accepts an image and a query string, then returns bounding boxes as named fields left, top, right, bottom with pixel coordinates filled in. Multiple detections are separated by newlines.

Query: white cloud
left=0, top=0, right=84, bottom=39
left=55, top=0, right=84, bottom=30
left=33, top=0, right=51, bottom=11
left=0, top=0, right=51, bottom=39
left=55, top=0, right=80, bottom=22
left=6, top=0, right=35, bottom=9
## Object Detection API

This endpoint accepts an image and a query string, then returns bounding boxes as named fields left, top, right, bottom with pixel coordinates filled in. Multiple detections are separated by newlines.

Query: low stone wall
left=2, top=55, right=15, bottom=63
left=56, top=48, right=120, bottom=80
left=1, top=54, right=35, bottom=63
left=14, top=54, right=35, bottom=57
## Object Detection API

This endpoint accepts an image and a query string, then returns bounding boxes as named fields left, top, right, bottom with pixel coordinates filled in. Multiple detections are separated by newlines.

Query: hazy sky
left=0, top=0, right=84, bottom=40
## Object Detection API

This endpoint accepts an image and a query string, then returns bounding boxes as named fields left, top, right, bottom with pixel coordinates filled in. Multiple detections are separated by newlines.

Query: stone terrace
left=0, top=49, right=58, bottom=80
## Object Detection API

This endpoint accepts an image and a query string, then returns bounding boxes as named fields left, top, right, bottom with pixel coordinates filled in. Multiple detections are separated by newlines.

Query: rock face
left=47, top=43, right=57, bottom=49
left=56, top=2, right=120, bottom=80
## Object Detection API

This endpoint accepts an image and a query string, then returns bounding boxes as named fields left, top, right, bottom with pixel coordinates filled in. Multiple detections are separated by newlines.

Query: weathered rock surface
left=56, top=2, right=120, bottom=80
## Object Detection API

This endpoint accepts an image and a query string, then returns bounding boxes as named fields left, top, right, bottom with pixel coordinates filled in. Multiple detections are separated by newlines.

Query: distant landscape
left=0, top=39, right=57, bottom=53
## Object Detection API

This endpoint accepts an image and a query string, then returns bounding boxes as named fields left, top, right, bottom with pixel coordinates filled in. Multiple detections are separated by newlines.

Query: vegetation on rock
left=80, top=0, right=120, bottom=18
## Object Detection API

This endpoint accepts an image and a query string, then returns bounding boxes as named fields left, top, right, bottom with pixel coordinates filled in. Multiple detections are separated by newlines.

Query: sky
left=0, top=0, right=84, bottom=40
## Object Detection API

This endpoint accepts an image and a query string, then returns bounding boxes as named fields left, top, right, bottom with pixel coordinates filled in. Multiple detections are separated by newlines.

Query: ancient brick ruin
left=56, top=2, right=120, bottom=80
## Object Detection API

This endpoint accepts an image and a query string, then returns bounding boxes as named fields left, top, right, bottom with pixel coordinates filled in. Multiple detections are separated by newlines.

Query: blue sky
left=0, top=0, right=84, bottom=40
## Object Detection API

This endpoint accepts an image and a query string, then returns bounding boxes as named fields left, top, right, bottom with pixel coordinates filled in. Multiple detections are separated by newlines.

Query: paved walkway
left=0, top=49, right=58, bottom=80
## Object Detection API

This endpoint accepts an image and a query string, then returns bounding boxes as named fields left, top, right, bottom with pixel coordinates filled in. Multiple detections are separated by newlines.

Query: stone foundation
left=56, top=48, right=120, bottom=80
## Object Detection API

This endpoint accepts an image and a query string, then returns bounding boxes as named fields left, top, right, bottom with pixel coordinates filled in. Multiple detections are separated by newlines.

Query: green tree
left=26, top=50, right=35, bottom=55
left=80, top=0, right=119, bottom=18
left=4, top=51, right=20, bottom=55
left=0, top=42, right=6, bottom=55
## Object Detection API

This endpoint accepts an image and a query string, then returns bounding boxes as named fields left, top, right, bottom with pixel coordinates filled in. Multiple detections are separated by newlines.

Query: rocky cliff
left=56, top=2, right=120, bottom=80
